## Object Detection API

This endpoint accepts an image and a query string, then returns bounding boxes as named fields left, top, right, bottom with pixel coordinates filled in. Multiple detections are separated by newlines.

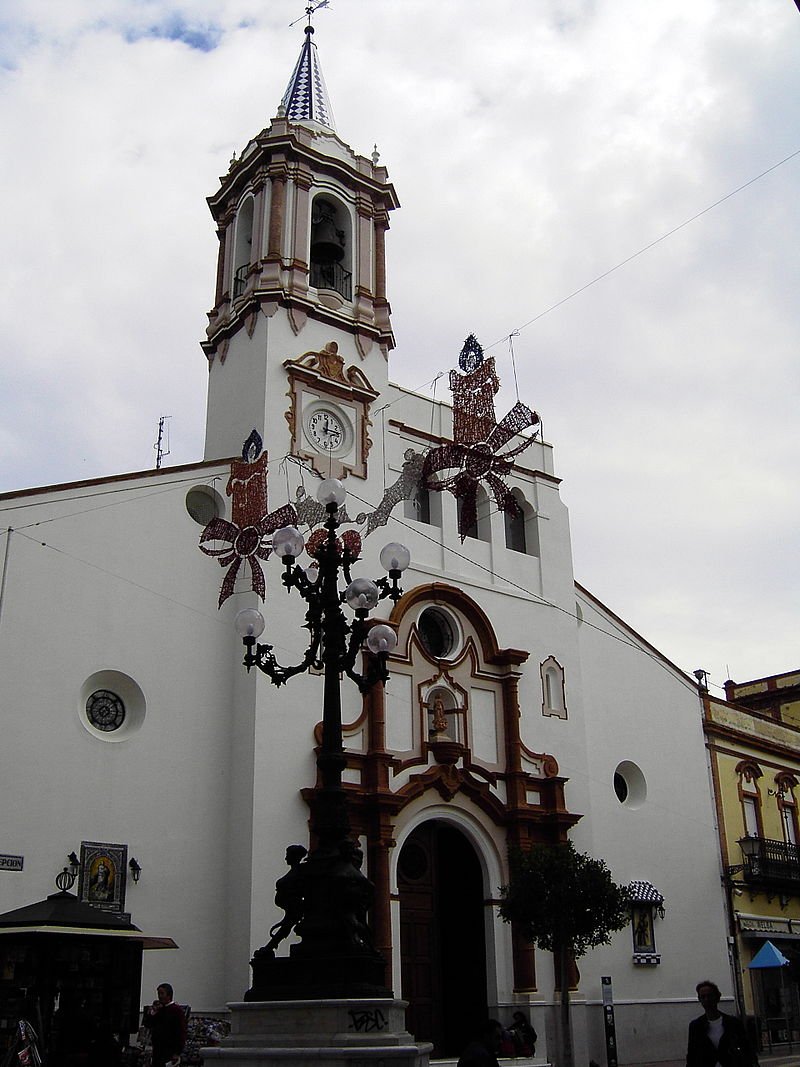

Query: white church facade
left=0, top=24, right=730, bottom=1065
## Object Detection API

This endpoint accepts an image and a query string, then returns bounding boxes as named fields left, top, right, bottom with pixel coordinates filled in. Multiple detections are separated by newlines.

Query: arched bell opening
left=504, top=489, right=539, bottom=556
left=458, top=486, right=491, bottom=543
left=232, top=195, right=255, bottom=298
left=309, top=193, right=352, bottom=300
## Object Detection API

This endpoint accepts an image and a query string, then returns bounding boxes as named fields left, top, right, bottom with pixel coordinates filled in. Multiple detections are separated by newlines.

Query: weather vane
left=289, top=1, right=331, bottom=28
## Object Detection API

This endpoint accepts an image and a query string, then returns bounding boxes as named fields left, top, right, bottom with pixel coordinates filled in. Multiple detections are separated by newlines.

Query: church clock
left=304, top=404, right=351, bottom=455
left=284, top=341, right=379, bottom=480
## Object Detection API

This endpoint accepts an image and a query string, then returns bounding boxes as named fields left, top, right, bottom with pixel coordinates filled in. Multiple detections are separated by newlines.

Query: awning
left=0, top=890, right=177, bottom=949
left=628, top=880, right=665, bottom=913
left=0, top=926, right=177, bottom=949
left=749, top=940, right=791, bottom=969
left=736, top=912, right=800, bottom=939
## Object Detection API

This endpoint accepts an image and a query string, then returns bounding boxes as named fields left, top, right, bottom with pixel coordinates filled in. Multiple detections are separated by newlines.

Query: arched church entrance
left=397, top=820, right=488, bottom=1056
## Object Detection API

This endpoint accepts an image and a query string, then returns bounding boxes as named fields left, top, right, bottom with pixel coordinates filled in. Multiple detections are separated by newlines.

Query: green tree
left=499, top=842, right=631, bottom=1067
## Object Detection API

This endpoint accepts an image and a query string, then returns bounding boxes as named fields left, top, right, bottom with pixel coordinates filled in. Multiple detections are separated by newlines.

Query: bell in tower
left=310, top=201, right=344, bottom=265
left=309, top=197, right=351, bottom=301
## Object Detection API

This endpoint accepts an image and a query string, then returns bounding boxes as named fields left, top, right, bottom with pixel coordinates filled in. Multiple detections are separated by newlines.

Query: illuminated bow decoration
left=423, top=401, right=540, bottom=540
left=200, top=504, right=298, bottom=607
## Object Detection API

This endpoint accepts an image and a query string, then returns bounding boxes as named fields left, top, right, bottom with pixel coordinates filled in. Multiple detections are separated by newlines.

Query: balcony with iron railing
left=232, top=260, right=353, bottom=302
left=737, top=836, right=800, bottom=888
left=310, top=260, right=352, bottom=301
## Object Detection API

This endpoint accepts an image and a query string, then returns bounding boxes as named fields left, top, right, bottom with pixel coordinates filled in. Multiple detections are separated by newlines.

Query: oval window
left=418, top=607, right=459, bottom=660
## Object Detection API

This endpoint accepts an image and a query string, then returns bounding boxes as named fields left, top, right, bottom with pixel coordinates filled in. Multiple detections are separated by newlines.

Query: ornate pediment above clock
left=284, top=341, right=379, bottom=480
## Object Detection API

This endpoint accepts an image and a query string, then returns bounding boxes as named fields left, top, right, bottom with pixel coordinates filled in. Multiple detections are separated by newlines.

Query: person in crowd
left=508, top=1011, right=537, bottom=1055
left=457, top=1019, right=503, bottom=1067
left=685, top=979, right=758, bottom=1067
left=142, top=984, right=187, bottom=1067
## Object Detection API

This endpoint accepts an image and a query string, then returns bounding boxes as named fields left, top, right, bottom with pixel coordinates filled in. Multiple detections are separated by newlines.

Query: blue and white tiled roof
left=280, top=26, right=336, bottom=130
left=628, top=880, right=665, bottom=905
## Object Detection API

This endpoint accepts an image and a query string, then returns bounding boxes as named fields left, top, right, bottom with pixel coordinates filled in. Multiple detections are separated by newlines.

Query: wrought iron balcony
left=310, top=260, right=352, bottom=301
left=738, top=836, right=800, bottom=887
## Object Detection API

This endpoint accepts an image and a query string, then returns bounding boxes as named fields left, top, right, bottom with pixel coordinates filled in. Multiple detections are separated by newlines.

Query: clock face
left=306, top=407, right=348, bottom=452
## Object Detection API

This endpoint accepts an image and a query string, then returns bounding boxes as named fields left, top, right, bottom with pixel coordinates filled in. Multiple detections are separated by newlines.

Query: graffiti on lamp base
left=348, top=1008, right=388, bottom=1033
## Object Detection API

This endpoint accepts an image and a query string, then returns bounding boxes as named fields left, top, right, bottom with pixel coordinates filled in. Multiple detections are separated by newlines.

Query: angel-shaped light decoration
left=199, top=429, right=298, bottom=606
left=423, top=334, right=540, bottom=540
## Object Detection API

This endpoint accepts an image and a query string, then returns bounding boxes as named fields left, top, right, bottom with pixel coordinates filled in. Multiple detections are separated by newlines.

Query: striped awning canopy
left=628, top=880, right=665, bottom=909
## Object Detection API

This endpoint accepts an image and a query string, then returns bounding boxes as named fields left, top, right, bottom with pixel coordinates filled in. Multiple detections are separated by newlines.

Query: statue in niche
left=430, top=693, right=450, bottom=736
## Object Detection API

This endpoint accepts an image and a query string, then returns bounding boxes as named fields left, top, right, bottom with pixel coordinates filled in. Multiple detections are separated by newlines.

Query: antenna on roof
left=289, top=1, right=331, bottom=28
left=154, top=415, right=171, bottom=470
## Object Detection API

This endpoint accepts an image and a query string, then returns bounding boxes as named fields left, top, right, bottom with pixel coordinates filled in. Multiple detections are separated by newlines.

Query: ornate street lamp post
left=234, top=477, right=410, bottom=1000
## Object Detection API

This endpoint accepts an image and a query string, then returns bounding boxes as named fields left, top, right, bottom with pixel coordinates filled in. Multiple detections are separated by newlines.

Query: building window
left=776, top=774, right=799, bottom=847
left=417, top=607, right=460, bottom=661
left=503, top=490, right=539, bottom=556
left=736, top=760, right=763, bottom=838
left=743, top=797, right=760, bottom=838
left=405, top=483, right=431, bottom=525
left=185, top=485, right=224, bottom=526
left=613, top=761, right=648, bottom=809
left=80, top=670, right=147, bottom=742
left=504, top=505, right=526, bottom=553
left=541, top=656, right=567, bottom=719
left=86, top=690, right=126, bottom=733
left=457, top=487, right=491, bottom=543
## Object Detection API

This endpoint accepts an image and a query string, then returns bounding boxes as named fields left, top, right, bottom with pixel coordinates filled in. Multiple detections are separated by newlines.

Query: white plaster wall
left=572, top=588, right=731, bottom=1063
left=205, top=308, right=391, bottom=466
left=0, top=465, right=247, bottom=1009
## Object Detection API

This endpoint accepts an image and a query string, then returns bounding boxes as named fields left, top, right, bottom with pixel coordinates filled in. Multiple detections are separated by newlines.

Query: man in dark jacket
left=143, top=983, right=187, bottom=1067
left=686, top=980, right=758, bottom=1067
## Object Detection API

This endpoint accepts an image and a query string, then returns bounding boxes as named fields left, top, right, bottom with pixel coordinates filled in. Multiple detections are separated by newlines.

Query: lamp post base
left=202, top=998, right=432, bottom=1067
left=246, top=950, right=392, bottom=1002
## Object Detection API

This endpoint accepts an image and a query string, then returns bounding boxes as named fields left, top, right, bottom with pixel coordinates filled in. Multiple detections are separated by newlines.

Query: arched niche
left=232, top=195, right=255, bottom=297
left=309, top=192, right=353, bottom=300
left=504, top=489, right=539, bottom=556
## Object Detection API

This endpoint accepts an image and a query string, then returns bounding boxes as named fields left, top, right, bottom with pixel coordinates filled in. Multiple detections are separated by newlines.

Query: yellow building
left=702, top=669, right=800, bottom=1046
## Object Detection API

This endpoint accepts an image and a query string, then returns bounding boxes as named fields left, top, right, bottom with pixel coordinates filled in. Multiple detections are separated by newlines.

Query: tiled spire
left=280, top=25, right=336, bottom=130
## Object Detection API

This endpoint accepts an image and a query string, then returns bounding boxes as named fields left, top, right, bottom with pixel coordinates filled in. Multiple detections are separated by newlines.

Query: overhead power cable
left=486, top=146, right=800, bottom=351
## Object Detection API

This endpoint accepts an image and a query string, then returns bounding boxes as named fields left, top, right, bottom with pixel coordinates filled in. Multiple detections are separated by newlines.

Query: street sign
left=601, top=976, right=618, bottom=1067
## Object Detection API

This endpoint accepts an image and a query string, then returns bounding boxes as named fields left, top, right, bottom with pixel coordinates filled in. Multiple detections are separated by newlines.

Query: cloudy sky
left=1, top=0, right=798, bottom=694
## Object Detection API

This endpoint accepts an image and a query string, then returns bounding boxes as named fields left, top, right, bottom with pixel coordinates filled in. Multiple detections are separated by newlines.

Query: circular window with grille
left=79, top=671, right=146, bottom=742
left=86, top=690, right=126, bottom=732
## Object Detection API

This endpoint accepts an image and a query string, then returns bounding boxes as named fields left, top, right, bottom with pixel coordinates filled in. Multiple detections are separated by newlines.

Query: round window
left=79, top=670, right=146, bottom=742
left=186, top=486, right=223, bottom=526
left=418, top=607, right=459, bottom=660
left=86, top=690, right=126, bottom=733
left=614, top=761, right=647, bottom=809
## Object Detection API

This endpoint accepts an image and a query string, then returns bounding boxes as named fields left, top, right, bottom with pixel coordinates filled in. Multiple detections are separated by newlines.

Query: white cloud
left=1, top=0, right=798, bottom=688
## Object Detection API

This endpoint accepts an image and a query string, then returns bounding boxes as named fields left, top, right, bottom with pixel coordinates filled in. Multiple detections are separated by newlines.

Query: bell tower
left=202, top=22, right=399, bottom=462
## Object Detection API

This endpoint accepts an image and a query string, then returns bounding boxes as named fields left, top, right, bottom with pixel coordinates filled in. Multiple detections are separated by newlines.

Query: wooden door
left=398, top=821, right=488, bottom=1056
